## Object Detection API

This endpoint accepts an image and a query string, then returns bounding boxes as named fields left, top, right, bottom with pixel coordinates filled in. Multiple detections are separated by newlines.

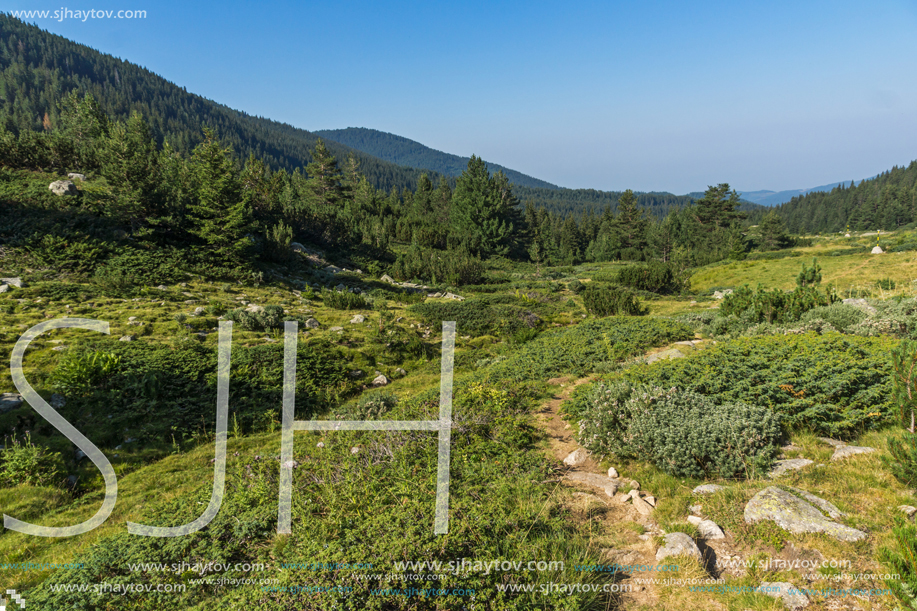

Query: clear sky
left=7, top=0, right=917, bottom=194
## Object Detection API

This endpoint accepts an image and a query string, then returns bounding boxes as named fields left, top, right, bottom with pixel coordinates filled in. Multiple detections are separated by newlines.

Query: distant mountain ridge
left=315, top=127, right=560, bottom=190
left=737, top=178, right=878, bottom=207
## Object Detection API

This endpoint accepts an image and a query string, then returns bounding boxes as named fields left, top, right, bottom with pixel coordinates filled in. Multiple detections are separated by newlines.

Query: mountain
left=315, top=127, right=560, bottom=190
left=737, top=178, right=879, bottom=207
left=0, top=14, right=442, bottom=192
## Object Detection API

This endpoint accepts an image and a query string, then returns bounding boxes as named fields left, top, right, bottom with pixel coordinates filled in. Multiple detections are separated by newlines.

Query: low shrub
left=613, top=262, right=682, bottom=294
left=321, top=289, right=370, bottom=310
left=883, top=433, right=917, bottom=486
left=573, top=383, right=780, bottom=479
left=391, top=245, right=485, bottom=286
left=720, top=284, right=835, bottom=324
left=224, top=305, right=286, bottom=331
left=581, top=284, right=646, bottom=316
left=0, top=433, right=65, bottom=488
left=799, top=303, right=868, bottom=333
left=49, top=350, right=121, bottom=395
left=879, top=519, right=917, bottom=609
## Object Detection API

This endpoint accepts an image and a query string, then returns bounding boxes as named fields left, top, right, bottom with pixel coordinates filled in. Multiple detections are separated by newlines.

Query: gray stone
left=128, top=316, right=137, bottom=321
left=690, top=504, right=702, bottom=515
left=156, top=285, right=169, bottom=290
left=632, top=496, right=655, bottom=515
left=50, top=393, right=65, bottom=409
left=49, top=180, right=77, bottom=196
left=394, top=367, right=407, bottom=377
left=350, top=314, right=365, bottom=324
left=564, top=471, right=619, bottom=497
left=563, top=448, right=589, bottom=467
left=119, top=335, right=134, bottom=342
left=759, top=582, right=810, bottom=609
left=655, top=532, right=702, bottom=562
left=898, top=505, right=917, bottom=518
left=0, top=277, right=23, bottom=288
left=871, top=246, right=884, bottom=254
left=769, top=458, right=814, bottom=477
left=607, top=467, right=619, bottom=478
left=291, top=242, right=306, bottom=252
left=744, top=486, right=866, bottom=542
left=785, top=486, right=844, bottom=519
left=693, top=484, right=725, bottom=495
left=245, top=304, right=264, bottom=314
left=75, top=450, right=86, bottom=461
left=841, top=298, right=877, bottom=314
left=372, top=374, right=389, bottom=387
left=335, top=283, right=346, bottom=291
left=304, top=318, right=320, bottom=329
left=67, top=172, right=86, bottom=181
left=0, top=284, right=8, bottom=293
left=428, top=292, right=443, bottom=298
left=698, top=519, right=725, bottom=539
left=831, top=445, right=876, bottom=461
left=817, top=437, right=847, bottom=447
left=380, top=274, right=395, bottom=284
left=52, top=345, right=66, bottom=351
left=329, top=326, right=343, bottom=332
left=713, top=289, right=733, bottom=299
left=644, top=348, right=685, bottom=364
left=444, top=292, right=465, bottom=301
left=349, top=370, right=364, bottom=379
left=687, top=515, right=703, bottom=526
left=0, top=393, right=23, bottom=414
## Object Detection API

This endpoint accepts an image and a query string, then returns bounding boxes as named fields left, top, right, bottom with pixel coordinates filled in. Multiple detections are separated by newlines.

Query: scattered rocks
left=759, top=582, right=810, bottom=609
left=350, top=314, right=365, bottom=324
left=655, top=532, right=702, bottom=562
left=49, top=180, right=77, bottom=196
left=303, top=318, right=320, bottom=329
left=0, top=393, right=23, bottom=414
left=563, top=448, right=589, bottom=467
left=372, top=374, right=389, bottom=387
left=831, top=445, right=877, bottom=461
left=744, top=486, right=866, bottom=542
left=693, top=484, right=725, bottom=495
left=769, top=458, right=814, bottom=477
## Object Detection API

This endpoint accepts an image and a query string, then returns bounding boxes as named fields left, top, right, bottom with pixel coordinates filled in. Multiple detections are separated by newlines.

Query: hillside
left=0, top=14, right=443, bottom=192
left=316, top=127, right=560, bottom=190
left=770, top=161, right=917, bottom=233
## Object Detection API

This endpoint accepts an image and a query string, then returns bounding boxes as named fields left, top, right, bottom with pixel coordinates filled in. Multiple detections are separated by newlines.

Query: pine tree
left=450, top=156, right=516, bottom=257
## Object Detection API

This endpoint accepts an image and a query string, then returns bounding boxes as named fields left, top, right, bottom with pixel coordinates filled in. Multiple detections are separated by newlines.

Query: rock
left=564, top=471, right=619, bottom=497
left=632, top=496, right=655, bottom=515
left=841, top=298, right=877, bottom=315
left=769, top=458, right=814, bottom=477
left=698, top=519, right=725, bottom=539
left=183, top=300, right=197, bottom=305
left=693, top=484, right=725, bottom=495
left=128, top=316, right=137, bottom=321
left=49, top=180, right=77, bottom=196
left=50, top=393, right=65, bottom=409
left=871, top=246, right=884, bottom=254
left=1, top=277, right=23, bottom=288
left=563, top=448, right=589, bottom=467
left=644, top=348, right=685, bottom=364
left=350, top=314, right=365, bottom=324
left=329, top=326, right=343, bottom=332
left=759, top=582, right=810, bottom=609
left=898, top=505, right=917, bottom=518
left=428, top=292, right=443, bottom=298
left=156, top=285, right=169, bottom=290
left=75, top=449, right=86, bottom=461
left=52, top=345, right=66, bottom=351
left=67, top=172, right=86, bottom=181
left=324, top=265, right=343, bottom=274
left=67, top=475, right=78, bottom=488
left=713, top=289, right=733, bottom=299
left=194, top=307, right=206, bottom=315
left=119, top=335, right=134, bottom=342
left=687, top=516, right=703, bottom=526
left=394, top=367, right=407, bottom=377
left=335, top=283, right=346, bottom=291
left=629, top=480, right=640, bottom=490
left=291, top=242, right=306, bottom=252
left=444, top=292, right=465, bottom=301
left=350, top=447, right=360, bottom=455
left=785, top=486, right=844, bottom=519
left=607, top=467, right=619, bottom=478
left=245, top=304, right=264, bottom=314
left=0, top=393, right=23, bottom=414
left=372, top=374, right=389, bottom=387
left=0, top=285, right=8, bottom=293
left=690, top=504, right=702, bottom=515
left=655, top=532, right=702, bottom=562
left=744, top=486, right=866, bottom=542
left=817, top=437, right=847, bottom=447
left=380, top=274, right=395, bottom=284
left=831, top=445, right=876, bottom=461
left=304, top=318, right=320, bottom=329
left=644, top=495, right=656, bottom=506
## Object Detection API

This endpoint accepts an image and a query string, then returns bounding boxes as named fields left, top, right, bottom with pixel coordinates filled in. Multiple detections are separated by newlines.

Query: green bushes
left=0, top=433, right=64, bottom=488
left=410, top=298, right=545, bottom=337
left=720, top=284, right=835, bottom=324
left=879, top=519, right=917, bottom=609
left=883, top=433, right=917, bottom=486
left=391, top=245, right=484, bottom=286
left=613, top=262, right=683, bottom=294
left=581, top=283, right=646, bottom=316
left=49, top=350, right=121, bottom=395
left=573, top=383, right=780, bottom=479
left=620, top=333, right=896, bottom=438
left=225, top=305, right=286, bottom=330
left=321, top=289, right=370, bottom=310
left=799, top=303, right=868, bottom=333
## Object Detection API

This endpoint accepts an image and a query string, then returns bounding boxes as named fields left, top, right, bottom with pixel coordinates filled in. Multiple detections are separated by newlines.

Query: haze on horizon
left=7, top=0, right=917, bottom=194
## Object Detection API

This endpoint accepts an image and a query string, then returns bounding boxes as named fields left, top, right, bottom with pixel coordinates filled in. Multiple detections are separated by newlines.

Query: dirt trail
left=535, top=376, right=663, bottom=609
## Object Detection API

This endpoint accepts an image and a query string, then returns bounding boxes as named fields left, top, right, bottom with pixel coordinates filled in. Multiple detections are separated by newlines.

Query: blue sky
left=7, top=0, right=917, bottom=193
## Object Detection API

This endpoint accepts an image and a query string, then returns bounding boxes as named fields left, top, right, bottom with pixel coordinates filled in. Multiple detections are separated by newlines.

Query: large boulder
left=49, top=180, right=78, bottom=196
left=769, top=458, right=814, bottom=478
left=655, top=532, right=702, bottom=562
left=831, top=445, right=876, bottom=461
left=563, top=448, right=589, bottom=467
left=0, top=393, right=23, bottom=414
left=744, top=486, right=865, bottom=541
